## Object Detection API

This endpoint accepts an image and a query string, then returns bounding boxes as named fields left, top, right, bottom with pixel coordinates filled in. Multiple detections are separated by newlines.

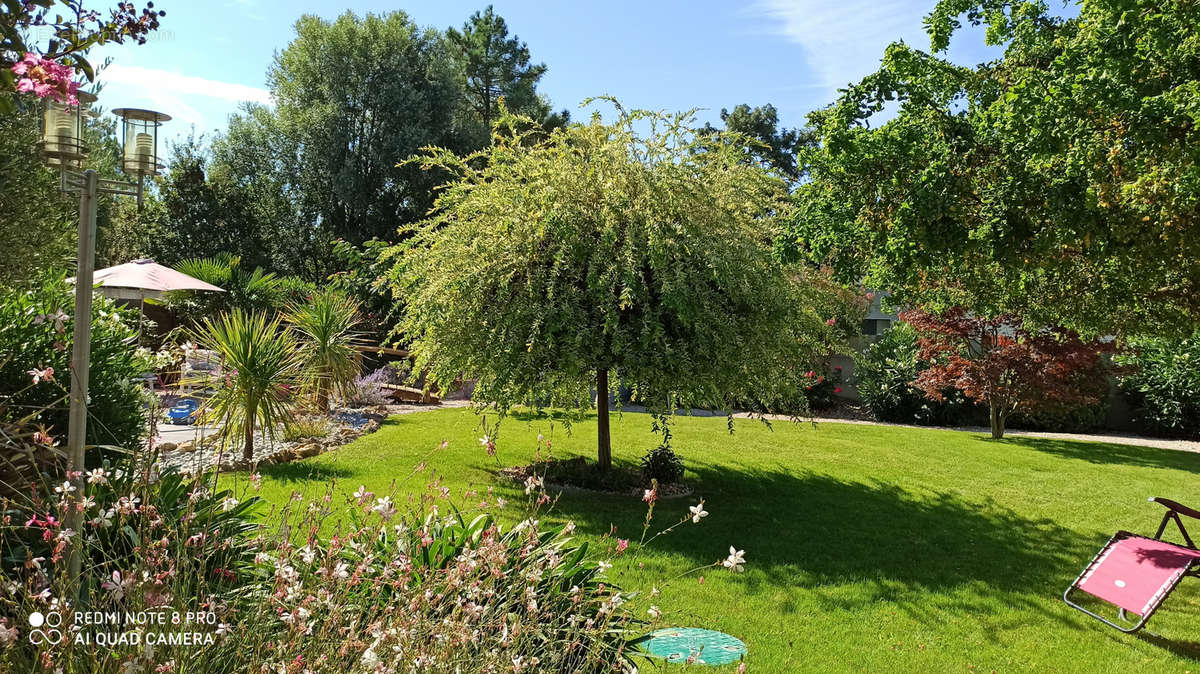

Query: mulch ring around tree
left=499, top=456, right=693, bottom=499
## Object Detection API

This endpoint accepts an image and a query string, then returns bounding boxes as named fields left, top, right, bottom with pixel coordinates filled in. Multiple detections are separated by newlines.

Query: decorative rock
left=158, top=442, right=178, bottom=452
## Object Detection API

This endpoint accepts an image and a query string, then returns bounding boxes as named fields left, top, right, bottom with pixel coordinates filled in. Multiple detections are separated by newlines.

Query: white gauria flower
left=647, top=605, right=662, bottom=619
left=723, top=546, right=746, bottom=573
left=299, top=546, right=317, bottom=564
left=689, top=501, right=708, bottom=524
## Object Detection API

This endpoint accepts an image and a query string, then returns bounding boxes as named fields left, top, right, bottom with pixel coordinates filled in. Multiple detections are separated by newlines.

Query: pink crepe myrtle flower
left=825, top=318, right=837, bottom=326
left=10, top=53, right=80, bottom=106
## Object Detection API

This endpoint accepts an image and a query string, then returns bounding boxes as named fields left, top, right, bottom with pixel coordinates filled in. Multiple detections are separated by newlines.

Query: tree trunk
left=596, top=368, right=611, bottom=471
left=317, top=366, right=330, bottom=412
left=243, top=408, right=256, bottom=463
left=989, top=401, right=1005, bottom=439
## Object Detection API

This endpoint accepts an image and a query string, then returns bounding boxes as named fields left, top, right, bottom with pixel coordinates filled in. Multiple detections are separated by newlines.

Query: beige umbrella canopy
left=69, top=258, right=224, bottom=299
left=68, top=259, right=224, bottom=341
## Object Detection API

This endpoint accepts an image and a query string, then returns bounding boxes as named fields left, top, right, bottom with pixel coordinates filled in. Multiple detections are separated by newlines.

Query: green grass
left=240, top=408, right=1200, bottom=672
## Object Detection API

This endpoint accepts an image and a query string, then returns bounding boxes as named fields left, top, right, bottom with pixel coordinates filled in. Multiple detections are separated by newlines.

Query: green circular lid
left=638, top=627, right=747, bottom=666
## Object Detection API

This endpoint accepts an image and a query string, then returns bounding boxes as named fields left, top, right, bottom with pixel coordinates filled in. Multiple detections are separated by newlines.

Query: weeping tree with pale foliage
left=389, top=100, right=841, bottom=470
left=286, top=289, right=364, bottom=412
left=194, top=310, right=304, bottom=462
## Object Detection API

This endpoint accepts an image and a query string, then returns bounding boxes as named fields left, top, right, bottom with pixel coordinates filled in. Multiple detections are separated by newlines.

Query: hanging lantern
left=38, top=92, right=96, bottom=169
left=112, top=108, right=172, bottom=176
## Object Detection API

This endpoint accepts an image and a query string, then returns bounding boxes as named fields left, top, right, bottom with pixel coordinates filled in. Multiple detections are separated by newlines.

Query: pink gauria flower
left=615, top=539, right=629, bottom=555
left=27, top=367, right=54, bottom=384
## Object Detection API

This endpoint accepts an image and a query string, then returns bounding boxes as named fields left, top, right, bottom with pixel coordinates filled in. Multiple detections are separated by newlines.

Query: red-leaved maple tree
left=899, top=308, right=1114, bottom=438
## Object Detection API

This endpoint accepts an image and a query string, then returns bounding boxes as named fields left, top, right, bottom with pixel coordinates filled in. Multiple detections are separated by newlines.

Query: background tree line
left=1, top=5, right=580, bottom=287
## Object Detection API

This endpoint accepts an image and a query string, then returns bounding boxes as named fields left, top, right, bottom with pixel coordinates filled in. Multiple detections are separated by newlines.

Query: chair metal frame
left=1063, top=497, right=1199, bottom=633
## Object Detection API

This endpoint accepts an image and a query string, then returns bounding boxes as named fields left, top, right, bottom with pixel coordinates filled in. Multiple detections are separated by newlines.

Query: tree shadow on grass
left=258, top=461, right=354, bottom=484
left=1136, top=632, right=1200, bottom=660
left=556, top=462, right=1091, bottom=590
left=996, top=437, right=1200, bottom=472
left=548, top=462, right=1116, bottom=634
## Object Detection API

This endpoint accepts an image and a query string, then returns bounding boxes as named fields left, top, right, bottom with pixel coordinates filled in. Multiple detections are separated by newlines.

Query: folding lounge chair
left=1063, top=497, right=1200, bottom=632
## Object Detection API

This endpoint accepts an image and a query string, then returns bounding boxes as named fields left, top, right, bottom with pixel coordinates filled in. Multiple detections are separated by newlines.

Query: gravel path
left=741, top=413, right=1200, bottom=455
left=156, top=400, right=472, bottom=474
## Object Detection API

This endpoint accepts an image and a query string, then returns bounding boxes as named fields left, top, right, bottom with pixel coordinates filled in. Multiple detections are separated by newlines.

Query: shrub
left=1116, top=332, right=1200, bottom=439
left=800, top=364, right=843, bottom=411
left=640, top=446, right=684, bottom=485
left=343, top=366, right=393, bottom=407
left=328, top=238, right=399, bottom=341
left=856, top=323, right=981, bottom=426
left=0, top=272, right=148, bottom=456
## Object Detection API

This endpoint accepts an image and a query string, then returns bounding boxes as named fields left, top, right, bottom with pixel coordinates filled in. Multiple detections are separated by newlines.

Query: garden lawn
left=240, top=408, right=1200, bottom=672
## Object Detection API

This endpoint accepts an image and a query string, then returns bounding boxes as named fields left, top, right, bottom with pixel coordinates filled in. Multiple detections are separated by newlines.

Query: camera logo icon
left=28, top=611, right=63, bottom=645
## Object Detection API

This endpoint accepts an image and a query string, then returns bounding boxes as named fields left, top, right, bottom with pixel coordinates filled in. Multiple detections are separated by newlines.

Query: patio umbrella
left=69, top=258, right=224, bottom=340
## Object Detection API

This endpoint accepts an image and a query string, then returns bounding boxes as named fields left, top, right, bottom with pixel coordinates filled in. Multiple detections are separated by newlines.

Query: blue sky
left=86, top=0, right=1011, bottom=144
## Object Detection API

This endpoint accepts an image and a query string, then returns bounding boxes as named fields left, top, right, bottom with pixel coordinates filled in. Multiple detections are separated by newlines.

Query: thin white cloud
left=751, top=0, right=930, bottom=88
left=100, top=64, right=272, bottom=106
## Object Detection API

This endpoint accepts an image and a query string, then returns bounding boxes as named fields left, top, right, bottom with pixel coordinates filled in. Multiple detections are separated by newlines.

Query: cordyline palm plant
left=193, top=310, right=303, bottom=462
left=286, top=289, right=364, bottom=412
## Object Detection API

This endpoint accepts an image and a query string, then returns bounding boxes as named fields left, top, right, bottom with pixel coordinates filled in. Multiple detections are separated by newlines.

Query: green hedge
left=1117, top=332, right=1200, bottom=439
left=0, top=273, right=149, bottom=456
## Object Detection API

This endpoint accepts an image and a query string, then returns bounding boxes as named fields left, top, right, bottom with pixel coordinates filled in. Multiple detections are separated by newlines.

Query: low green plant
left=639, top=446, right=684, bottom=485
left=192, top=309, right=303, bottom=462
left=1116, top=332, right=1200, bottom=439
left=281, top=416, right=330, bottom=442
